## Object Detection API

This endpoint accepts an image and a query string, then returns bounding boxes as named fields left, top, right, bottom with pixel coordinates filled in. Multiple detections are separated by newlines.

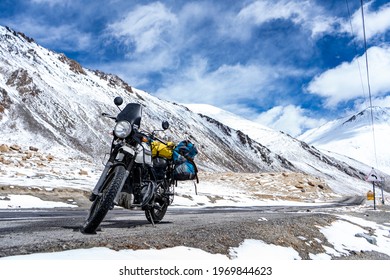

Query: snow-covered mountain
left=299, top=107, right=390, bottom=175
left=0, top=25, right=376, bottom=194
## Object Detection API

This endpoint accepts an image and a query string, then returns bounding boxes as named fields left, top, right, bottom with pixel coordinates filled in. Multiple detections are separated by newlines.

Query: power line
left=345, top=0, right=367, bottom=106
left=359, top=0, right=378, bottom=169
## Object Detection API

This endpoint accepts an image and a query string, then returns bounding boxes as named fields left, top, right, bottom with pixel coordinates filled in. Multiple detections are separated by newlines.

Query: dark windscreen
left=116, top=103, right=142, bottom=127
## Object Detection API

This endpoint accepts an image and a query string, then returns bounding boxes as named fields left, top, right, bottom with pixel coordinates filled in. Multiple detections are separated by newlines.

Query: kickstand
left=193, top=181, right=198, bottom=195
left=148, top=210, right=156, bottom=227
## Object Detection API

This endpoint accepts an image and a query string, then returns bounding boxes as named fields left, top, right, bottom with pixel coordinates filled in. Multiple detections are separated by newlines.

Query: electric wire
left=345, top=0, right=367, bottom=107
left=359, top=0, right=379, bottom=169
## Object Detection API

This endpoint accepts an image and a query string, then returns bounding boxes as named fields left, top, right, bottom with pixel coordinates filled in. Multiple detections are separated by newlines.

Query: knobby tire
left=81, top=165, right=126, bottom=234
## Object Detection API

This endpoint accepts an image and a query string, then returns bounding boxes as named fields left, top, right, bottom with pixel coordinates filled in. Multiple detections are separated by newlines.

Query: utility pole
left=365, top=168, right=382, bottom=210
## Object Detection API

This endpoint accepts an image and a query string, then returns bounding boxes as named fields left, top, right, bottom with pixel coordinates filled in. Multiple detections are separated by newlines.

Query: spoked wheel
left=81, top=165, right=126, bottom=234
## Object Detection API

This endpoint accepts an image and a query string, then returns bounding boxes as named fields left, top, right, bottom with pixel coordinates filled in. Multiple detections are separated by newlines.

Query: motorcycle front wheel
left=81, top=165, right=126, bottom=234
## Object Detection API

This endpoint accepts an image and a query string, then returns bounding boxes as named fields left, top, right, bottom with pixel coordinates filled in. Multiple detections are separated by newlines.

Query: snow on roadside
left=0, top=194, right=77, bottom=208
left=312, top=214, right=390, bottom=259
left=1, top=240, right=302, bottom=260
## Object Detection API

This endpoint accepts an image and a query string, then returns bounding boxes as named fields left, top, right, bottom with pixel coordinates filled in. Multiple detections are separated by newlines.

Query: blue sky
left=1, top=0, right=390, bottom=136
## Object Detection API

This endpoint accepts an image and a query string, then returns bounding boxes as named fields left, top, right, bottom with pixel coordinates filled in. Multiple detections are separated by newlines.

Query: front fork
left=89, top=150, right=158, bottom=208
left=89, top=157, right=135, bottom=202
left=89, top=161, right=114, bottom=201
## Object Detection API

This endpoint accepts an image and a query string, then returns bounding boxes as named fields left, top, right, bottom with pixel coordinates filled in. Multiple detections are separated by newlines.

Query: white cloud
left=221, top=0, right=337, bottom=40
left=254, top=105, right=327, bottom=136
left=149, top=56, right=319, bottom=137
left=154, top=57, right=274, bottom=105
left=307, top=45, right=390, bottom=107
left=106, top=2, right=178, bottom=54
left=95, top=2, right=187, bottom=78
left=11, top=18, right=92, bottom=52
left=93, top=48, right=180, bottom=88
left=31, top=0, right=73, bottom=6
left=354, top=95, right=390, bottom=111
left=343, top=2, right=390, bottom=41
left=237, top=1, right=297, bottom=25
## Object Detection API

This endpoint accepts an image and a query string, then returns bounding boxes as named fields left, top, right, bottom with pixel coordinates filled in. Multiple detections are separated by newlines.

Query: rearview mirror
left=114, top=96, right=123, bottom=106
left=162, top=121, right=169, bottom=130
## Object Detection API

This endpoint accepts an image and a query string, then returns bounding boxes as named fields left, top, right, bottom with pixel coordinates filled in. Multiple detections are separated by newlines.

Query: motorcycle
left=81, top=96, right=175, bottom=234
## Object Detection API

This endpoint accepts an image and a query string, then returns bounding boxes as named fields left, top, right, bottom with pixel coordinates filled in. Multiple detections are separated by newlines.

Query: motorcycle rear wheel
left=145, top=181, right=169, bottom=224
left=81, top=165, right=126, bottom=234
left=145, top=200, right=168, bottom=224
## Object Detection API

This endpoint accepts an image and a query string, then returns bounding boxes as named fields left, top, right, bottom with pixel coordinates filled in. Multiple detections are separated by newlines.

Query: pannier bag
left=172, top=140, right=198, bottom=182
left=173, top=161, right=196, bottom=180
left=174, top=140, right=198, bottom=160
left=151, top=141, right=175, bottom=159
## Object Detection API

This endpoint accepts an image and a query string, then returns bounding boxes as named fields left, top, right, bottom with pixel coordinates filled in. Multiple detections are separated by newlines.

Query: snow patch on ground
left=0, top=194, right=77, bottom=208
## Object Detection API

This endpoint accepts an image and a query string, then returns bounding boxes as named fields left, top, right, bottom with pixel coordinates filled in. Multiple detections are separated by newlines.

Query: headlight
left=114, top=121, right=132, bottom=138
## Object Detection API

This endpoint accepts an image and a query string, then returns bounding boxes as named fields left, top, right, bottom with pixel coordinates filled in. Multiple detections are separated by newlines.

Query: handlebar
left=151, top=135, right=168, bottom=145
left=137, top=129, right=168, bottom=145
left=102, top=113, right=116, bottom=120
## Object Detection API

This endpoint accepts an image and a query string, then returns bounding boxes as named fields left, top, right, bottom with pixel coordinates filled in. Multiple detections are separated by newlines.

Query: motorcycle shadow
left=76, top=219, right=173, bottom=234
left=102, top=219, right=173, bottom=230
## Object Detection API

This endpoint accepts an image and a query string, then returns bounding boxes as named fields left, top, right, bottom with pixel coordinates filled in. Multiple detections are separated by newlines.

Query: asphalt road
left=1, top=196, right=377, bottom=259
